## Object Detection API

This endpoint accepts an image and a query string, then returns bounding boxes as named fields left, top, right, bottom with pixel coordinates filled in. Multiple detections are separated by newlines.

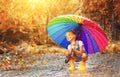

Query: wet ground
left=0, top=51, right=120, bottom=77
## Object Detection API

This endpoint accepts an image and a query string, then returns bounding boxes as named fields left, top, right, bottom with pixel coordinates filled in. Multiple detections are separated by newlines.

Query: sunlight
left=27, top=0, right=44, bottom=8
left=28, top=0, right=40, bottom=3
left=7, top=0, right=46, bottom=22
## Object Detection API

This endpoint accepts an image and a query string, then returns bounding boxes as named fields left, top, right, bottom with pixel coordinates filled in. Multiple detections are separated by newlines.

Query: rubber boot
left=79, top=61, right=86, bottom=71
left=68, top=59, right=75, bottom=71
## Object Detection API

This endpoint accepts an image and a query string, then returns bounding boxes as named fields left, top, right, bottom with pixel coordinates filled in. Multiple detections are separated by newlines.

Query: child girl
left=65, top=30, right=88, bottom=71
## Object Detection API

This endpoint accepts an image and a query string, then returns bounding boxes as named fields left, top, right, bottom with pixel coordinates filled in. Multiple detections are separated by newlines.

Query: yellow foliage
left=103, top=41, right=120, bottom=53
left=0, top=0, right=82, bottom=45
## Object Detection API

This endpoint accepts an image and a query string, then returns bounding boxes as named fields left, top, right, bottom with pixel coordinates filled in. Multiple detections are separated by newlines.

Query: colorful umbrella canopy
left=47, top=15, right=108, bottom=54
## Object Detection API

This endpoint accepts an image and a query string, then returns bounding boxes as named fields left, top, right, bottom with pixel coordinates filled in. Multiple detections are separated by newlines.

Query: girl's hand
left=71, top=46, right=75, bottom=50
left=72, top=48, right=76, bottom=52
left=73, top=48, right=82, bottom=56
left=71, top=42, right=76, bottom=49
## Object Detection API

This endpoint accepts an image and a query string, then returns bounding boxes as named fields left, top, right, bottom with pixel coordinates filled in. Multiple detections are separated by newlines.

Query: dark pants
left=66, top=52, right=82, bottom=62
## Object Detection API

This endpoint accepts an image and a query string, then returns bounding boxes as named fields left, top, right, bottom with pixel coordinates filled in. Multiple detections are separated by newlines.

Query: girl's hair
left=70, top=30, right=76, bottom=34
left=65, top=30, right=76, bottom=37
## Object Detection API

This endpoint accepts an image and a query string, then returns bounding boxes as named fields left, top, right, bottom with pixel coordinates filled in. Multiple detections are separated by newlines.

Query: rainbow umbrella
left=47, top=15, right=108, bottom=54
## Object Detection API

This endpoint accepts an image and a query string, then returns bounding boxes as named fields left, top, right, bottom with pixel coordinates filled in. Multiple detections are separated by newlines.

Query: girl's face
left=66, top=32, right=76, bottom=42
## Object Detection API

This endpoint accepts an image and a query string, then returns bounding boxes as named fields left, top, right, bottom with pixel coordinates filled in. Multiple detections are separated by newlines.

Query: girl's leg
left=79, top=53, right=88, bottom=71
left=66, top=52, right=78, bottom=61
left=66, top=52, right=76, bottom=71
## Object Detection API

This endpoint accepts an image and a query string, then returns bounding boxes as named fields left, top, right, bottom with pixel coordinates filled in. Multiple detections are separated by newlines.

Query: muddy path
left=0, top=46, right=120, bottom=77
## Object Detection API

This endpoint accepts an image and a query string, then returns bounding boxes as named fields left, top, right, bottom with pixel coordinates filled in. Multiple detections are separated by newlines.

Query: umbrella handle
left=65, top=50, right=73, bottom=64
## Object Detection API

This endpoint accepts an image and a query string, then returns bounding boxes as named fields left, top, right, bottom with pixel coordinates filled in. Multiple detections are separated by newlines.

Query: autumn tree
left=0, top=0, right=82, bottom=49
left=80, top=0, right=120, bottom=40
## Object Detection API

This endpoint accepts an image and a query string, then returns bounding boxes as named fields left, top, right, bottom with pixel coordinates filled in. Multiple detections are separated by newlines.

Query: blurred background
left=0, top=0, right=120, bottom=54
left=0, top=0, right=120, bottom=75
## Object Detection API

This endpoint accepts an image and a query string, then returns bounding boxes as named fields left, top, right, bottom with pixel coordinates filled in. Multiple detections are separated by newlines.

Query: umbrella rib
left=83, top=26, right=107, bottom=51
left=83, top=20, right=107, bottom=39
left=81, top=29, right=89, bottom=54
left=48, top=23, right=76, bottom=36
left=82, top=27, right=97, bottom=53
left=48, top=17, right=77, bottom=26
left=85, top=25, right=108, bottom=45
